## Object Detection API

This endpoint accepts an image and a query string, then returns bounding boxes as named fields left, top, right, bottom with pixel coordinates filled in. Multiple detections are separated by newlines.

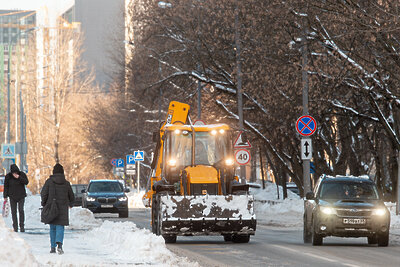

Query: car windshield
left=88, top=182, right=123, bottom=193
left=167, top=130, right=229, bottom=166
left=319, top=181, right=379, bottom=200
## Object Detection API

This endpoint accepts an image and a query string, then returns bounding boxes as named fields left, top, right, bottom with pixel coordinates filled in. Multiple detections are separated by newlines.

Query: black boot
left=50, top=247, right=56, bottom=253
left=56, top=242, right=64, bottom=255
left=20, top=227, right=25, bottom=232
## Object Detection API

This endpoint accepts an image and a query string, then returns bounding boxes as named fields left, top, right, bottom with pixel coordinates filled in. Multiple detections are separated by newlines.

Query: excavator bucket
left=155, top=194, right=256, bottom=236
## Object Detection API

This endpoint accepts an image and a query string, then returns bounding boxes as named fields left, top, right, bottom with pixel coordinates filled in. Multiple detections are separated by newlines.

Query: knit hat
left=10, top=164, right=20, bottom=174
left=53, top=163, right=64, bottom=174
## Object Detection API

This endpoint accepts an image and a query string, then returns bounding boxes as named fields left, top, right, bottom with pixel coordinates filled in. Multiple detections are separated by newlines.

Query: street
left=105, top=208, right=400, bottom=267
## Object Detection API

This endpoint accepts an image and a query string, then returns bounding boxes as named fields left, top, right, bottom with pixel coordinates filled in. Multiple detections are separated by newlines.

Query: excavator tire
left=232, top=234, right=250, bottom=243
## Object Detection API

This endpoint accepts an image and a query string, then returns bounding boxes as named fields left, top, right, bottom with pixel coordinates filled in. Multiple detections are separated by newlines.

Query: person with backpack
left=3, top=164, right=29, bottom=232
left=41, top=163, right=74, bottom=254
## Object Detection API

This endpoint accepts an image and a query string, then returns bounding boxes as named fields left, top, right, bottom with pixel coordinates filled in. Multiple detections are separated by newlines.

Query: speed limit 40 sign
left=235, top=149, right=251, bottom=165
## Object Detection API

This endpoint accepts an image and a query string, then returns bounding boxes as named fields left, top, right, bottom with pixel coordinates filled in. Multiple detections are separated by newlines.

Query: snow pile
left=81, top=221, right=197, bottom=266
left=0, top=218, right=39, bottom=266
left=127, top=190, right=146, bottom=208
left=68, top=207, right=102, bottom=229
left=3, top=194, right=101, bottom=230
left=252, top=184, right=303, bottom=227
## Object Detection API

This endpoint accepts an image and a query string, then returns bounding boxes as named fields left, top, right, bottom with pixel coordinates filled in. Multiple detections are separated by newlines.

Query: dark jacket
left=41, top=174, right=74, bottom=225
left=3, top=164, right=29, bottom=201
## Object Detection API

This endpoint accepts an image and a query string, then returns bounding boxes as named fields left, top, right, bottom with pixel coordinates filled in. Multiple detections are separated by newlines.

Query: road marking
left=271, top=245, right=361, bottom=266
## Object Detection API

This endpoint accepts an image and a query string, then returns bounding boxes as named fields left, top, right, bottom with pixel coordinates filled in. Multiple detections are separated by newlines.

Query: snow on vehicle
left=143, top=101, right=256, bottom=243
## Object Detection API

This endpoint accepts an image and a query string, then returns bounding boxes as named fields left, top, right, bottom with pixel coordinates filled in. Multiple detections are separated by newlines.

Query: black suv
left=82, top=180, right=130, bottom=218
left=304, top=175, right=390, bottom=246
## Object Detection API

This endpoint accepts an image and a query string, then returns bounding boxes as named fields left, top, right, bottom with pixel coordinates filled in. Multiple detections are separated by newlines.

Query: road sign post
left=296, top=115, right=317, bottom=196
left=134, top=151, right=144, bottom=193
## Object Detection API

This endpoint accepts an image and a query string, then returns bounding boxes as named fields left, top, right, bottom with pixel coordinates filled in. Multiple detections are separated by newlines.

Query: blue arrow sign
left=126, top=155, right=136, bottom=165
left=116, top=158, right=124, bottom=167
left=134, top=151, right=144, bottom=161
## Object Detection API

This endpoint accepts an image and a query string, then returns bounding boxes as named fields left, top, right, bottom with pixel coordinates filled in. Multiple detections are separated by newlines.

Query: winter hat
left=53, top=163, right=64, bottom=174
left=10, top=164, right=20, bottom=174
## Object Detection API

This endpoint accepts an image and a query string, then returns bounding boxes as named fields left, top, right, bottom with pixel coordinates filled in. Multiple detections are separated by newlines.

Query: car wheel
left=232, top=234, right=250, bottom=243
left=223, top=234, right=232, bottom=242
left=368, top=235, right=378, bottom=245
left=163, top=235, right=177, bottom=243
left=303, top=215, right=312, bottom=243
left=312, top=218, right=323, bottom=246
left=377, top=232, right=389, bottom=247
left=119, top=210, right=129, bottom=218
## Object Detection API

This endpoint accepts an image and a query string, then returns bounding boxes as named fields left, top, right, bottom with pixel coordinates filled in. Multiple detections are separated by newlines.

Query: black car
left=82, top=180, right=130, bottom=218
left=304, top=175, right=390, bottom=246
left=70, top=184, right=87, bottom=207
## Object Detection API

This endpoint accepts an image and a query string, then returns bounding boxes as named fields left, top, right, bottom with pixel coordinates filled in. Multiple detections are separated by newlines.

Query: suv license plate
left=101, top=204, right=113, bottom=208
left=343, top=218, right=366, bottom=225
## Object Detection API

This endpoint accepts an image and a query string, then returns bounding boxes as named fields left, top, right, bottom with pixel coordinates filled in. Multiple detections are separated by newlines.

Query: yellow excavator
left=143, top=101, right=256, bottom=243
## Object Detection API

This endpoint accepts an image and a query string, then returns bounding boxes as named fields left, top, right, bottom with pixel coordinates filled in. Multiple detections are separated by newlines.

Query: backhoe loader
left=143, top=101, right=256, bottom=243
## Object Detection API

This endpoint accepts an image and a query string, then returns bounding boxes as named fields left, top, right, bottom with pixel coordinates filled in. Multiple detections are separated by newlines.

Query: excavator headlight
left=211, top=130, right=217, bottom=135
left=182, top=130, right=189, bottom=135
left=174, top=129, right=180, bottom=135
left=219, top=129, right=225, bottom=134
left=168, top=159, right=177, bottom=167
left=225, top=158, right=234, bottom=166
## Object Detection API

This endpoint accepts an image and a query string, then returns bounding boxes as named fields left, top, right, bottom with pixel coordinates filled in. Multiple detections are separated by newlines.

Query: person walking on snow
left=3, top=164, right=29, bottom=232
left=41, top=163, right=74, bottom=254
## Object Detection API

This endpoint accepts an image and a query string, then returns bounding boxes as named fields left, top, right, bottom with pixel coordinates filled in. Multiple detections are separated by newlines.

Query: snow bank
left=82, top=220, right=196, bottom=266
left=127, top=190, right=146, bottom=208
left=3, top=194, right=101, bottom=230
left=252, top=184, right=303, bottom=227
left=0, top=218, right=39, bottom=266
left=1, top=194, right=198, bottom=266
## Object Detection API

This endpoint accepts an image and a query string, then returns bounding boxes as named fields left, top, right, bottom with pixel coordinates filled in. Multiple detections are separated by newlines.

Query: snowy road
left=121, top=208, right=400, bottom=267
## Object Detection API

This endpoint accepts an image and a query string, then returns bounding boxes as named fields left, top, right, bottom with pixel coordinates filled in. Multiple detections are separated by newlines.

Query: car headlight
left=86, top=197, right=96, bottom=202
left=118, top=196, right=128, bottom=201
left=372, top=208, right=386, bottom=216
left=320, top=206, right=336, bottom=215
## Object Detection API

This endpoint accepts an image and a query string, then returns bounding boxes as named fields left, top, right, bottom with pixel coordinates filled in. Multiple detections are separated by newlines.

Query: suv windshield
left=88, top=182, right=123, bottom=193
left=319, top=181, right=379, bottom=200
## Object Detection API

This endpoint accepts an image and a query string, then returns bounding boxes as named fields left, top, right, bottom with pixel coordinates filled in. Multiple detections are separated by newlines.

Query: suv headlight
left=118, top=196, right=128, bottom=202
left=320, top=206, right=336, bottom=215
left=372, top=208, right=386, bottom=216
left=86, top=197, right=96, bottom=202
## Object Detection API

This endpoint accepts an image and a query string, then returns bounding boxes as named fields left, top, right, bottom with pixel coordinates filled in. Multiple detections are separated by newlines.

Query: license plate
left=343, top=218, right=366, bottom=225
left=101, top=205, right=113, bottom=208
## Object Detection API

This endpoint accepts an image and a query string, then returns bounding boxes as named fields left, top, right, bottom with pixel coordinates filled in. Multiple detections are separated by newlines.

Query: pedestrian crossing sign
left=134, top=151, right=144, bottom=161
left=1, top=144, right=15, bottom=159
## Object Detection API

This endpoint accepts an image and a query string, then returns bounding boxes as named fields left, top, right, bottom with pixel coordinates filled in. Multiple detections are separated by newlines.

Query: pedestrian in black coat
left=41, top=163, right=74, bottom=254
left=3, top=164, right=29, bottom=232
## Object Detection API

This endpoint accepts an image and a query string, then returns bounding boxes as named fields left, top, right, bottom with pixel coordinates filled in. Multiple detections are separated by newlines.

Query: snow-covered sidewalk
left=0, top=193, right=197, bottom=267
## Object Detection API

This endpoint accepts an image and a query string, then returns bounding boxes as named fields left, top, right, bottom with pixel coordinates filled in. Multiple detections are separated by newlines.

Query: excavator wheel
left=163, top=235, right=177, bottom=243
left=223, top=235, right=232, bottom=242
left=232, top=234, right=250, bottom=243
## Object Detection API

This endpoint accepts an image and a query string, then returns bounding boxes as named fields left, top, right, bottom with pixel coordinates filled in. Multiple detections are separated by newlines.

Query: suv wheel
left=367, top=235, right=378, bottom=245
left=303, top=215, right=312, bottom=243
left=377, top=232, right=389, bottom=247
left=119, top=209, right=129, bottom=218
left=312, top=218, right=323, bottom=246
